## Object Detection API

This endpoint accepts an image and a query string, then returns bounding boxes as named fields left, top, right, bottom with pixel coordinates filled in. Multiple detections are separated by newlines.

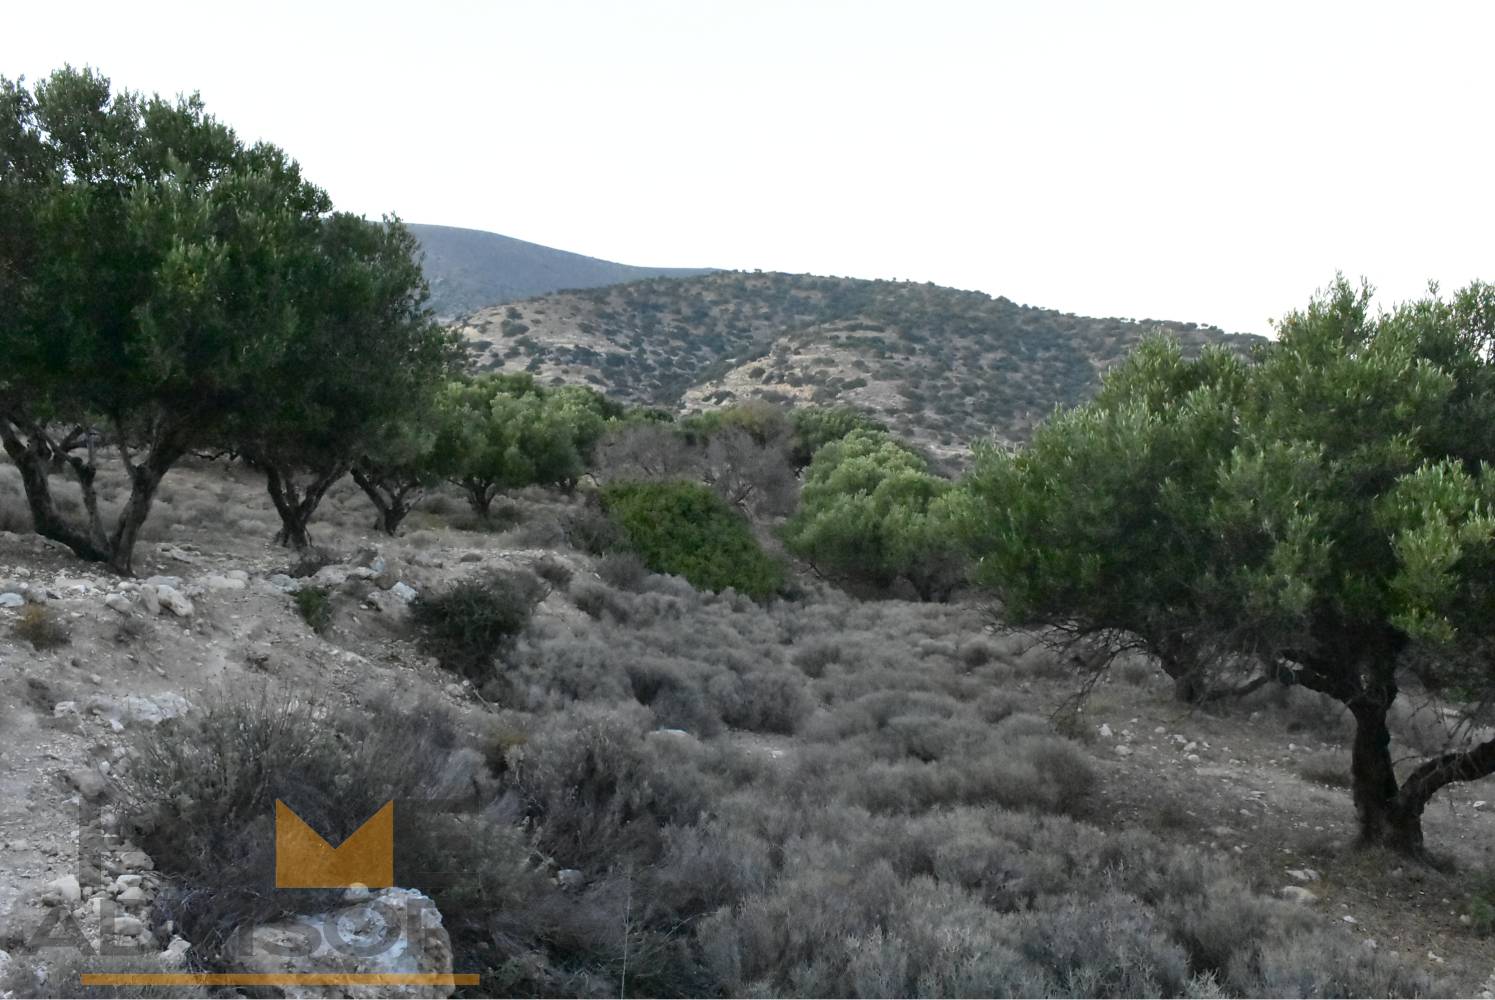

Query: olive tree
left=783, top=429, right=963, bottom=600
left=0, top=67, right=328, bottom=573
left=961, top=279, right=1495, bottom=853
left=241, top=214, right=461, bottom=549
left=430, top=374, right=617, bottom=519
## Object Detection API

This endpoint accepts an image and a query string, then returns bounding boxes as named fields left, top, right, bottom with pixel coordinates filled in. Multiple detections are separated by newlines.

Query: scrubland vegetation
left=3, top=65, right=1495, bottom=998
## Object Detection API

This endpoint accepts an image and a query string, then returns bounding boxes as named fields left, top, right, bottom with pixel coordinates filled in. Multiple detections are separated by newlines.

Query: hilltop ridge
left=452, top=270, right=1262, bottom=454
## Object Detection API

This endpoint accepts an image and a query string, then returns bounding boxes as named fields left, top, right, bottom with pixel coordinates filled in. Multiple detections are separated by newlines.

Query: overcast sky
left=6, top=1, right=1492, bottom=334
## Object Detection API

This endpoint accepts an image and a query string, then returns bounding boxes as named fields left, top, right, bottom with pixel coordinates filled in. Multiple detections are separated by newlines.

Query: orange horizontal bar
left=81, top=973, right=480, bottom=986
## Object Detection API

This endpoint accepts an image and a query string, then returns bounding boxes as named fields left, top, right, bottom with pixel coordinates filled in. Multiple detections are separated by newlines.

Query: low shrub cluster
left=291, top=585, right=333, bottom=634
left=12, top=605, right=69, bottom=650
left=600, top=480, right=784, bottom=599
left=409, top=569, right=548, bottom=681
left=106, top=577, right=1442, bottom=999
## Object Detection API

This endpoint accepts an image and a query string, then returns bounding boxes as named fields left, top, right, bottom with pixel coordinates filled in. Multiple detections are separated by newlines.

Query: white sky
left=6, top=0, right=1492, bottom=335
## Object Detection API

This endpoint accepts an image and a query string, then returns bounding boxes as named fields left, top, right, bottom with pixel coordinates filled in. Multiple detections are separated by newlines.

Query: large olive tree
left=1, top=67, right=326, bottom=573
left=241, top=214, right=462, bottom=549
left=961, top=279, right=1495, bottom=854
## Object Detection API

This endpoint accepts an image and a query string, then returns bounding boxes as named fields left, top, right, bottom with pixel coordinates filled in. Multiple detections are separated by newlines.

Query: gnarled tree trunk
left=262, top=462, right=347, bottom=550
left=0, top=417, right=111, bottom=562
left=351, top=463, right=423, bottom=536
left=456, top=477, right=500, bottom=520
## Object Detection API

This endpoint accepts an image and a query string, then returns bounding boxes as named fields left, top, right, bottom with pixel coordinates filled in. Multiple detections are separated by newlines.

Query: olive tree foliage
left=429, top=373, right=618, bottom=519
left=241, top=215, right=463, bottom=549
left=782, top=429, right=964, bottom=600
left=959, top=278, right=1495, bottom=854
left=0, top=68, right=331, bottom=573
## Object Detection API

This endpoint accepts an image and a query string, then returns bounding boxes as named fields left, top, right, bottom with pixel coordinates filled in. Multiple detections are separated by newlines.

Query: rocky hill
left=453, top=271, right=1262, bottom=454
left=408, top=224, right=714, bottom=317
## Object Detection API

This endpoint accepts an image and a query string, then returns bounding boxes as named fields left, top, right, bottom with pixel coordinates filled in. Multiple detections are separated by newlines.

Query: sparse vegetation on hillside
left=456, top=271, right=1259, bottom=453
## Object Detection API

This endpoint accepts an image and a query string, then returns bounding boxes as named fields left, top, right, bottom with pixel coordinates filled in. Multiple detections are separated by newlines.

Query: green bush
left=410, top=569, right=547, bottom=680
left=601, top=481, right=784, bottom=599
left=292, top=585, right=333, bottom=634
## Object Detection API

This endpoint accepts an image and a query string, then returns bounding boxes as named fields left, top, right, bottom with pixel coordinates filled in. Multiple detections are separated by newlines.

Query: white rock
left=109, top=913, right=147, bottom=937
left=226, top=888, right=455, bottom=998
left=390, top=582, right=418, bottom=602
left=119, top=694, right=190, bottom=726
left=142, top=575, right=183, bottom=590
left=47, top=874, right=81, bottom=904
left=115, top=886, right=148, bottom=906
left=1113, top=745, right=1133, bottom=757
left=1473, top=800, right=1487, bottom=810
left=52, top=701, right=79, bottom=718
left=154, top=585, right=193, bottom=617
left=1342, top=915, right=1358, bottom=925
left=1280, top=886, right=1318, bottom=904
left=267, top=573, right=299, bottom=593
left=1098, top=724, right=1113, bottom=738
left=1286, top=868, right=1320, bottom=883
left=161, top=546, right=196, bottom=564
left=0, top=592, right=23, bottom=607
left=202, top=574, right=246, bottom=591
left=158, top=935, right=191, bottom=968
left=311, top=565, right=352, bottom=587
left=104, top=594, right=133, bottom=615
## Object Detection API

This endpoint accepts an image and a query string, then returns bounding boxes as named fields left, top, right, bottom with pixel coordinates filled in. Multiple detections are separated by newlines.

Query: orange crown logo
left=274, top=800, right=394, bottom=889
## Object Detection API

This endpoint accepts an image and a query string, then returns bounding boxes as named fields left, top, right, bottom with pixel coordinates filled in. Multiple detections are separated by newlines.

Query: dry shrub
left=13, top=604, right=69, bottom=650
left=410, top=569, right=547, bottom=680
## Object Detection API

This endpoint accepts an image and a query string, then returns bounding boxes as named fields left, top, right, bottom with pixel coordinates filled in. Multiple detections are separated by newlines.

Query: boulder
left=158, top=935, right=191, bottom=968
left=118, top=694, right=190, bottom=726
left=104, top=594, right=134, bottom=615
left=311, top=565, right=353, bottom=588
left=154, top=585, right=194, bottom=617
left=46, top=874, right=82, bottom=905
left=0, top=592, right=25, bottom=608
left=226, top=887, right=457, bottom=999
left=390, top=582, right=418, bottom=603
left=1279, top=885, right=1319, bottom=905
left=202, top=574, right=247, bottom=591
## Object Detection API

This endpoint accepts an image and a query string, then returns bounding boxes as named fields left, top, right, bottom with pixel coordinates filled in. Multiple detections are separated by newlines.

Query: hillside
left=408, top=223, right=714, bottom=317
left=454, top=271, right=1262, bottom=454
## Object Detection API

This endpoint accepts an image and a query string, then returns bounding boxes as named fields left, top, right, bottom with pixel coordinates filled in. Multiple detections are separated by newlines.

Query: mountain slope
left=453, top=271, right=1262, bottom=455
left=408, top=223, right=714, bottom=317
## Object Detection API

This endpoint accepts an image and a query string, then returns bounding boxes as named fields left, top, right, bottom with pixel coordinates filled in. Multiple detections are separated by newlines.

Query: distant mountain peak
left=408, top=223, right=713, bottom=317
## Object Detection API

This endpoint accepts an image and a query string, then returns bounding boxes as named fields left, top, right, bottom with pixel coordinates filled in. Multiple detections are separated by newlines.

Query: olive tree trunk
left=351, top=464, right=423, bottom=536
left=263, top=462, right=347, bottom=550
